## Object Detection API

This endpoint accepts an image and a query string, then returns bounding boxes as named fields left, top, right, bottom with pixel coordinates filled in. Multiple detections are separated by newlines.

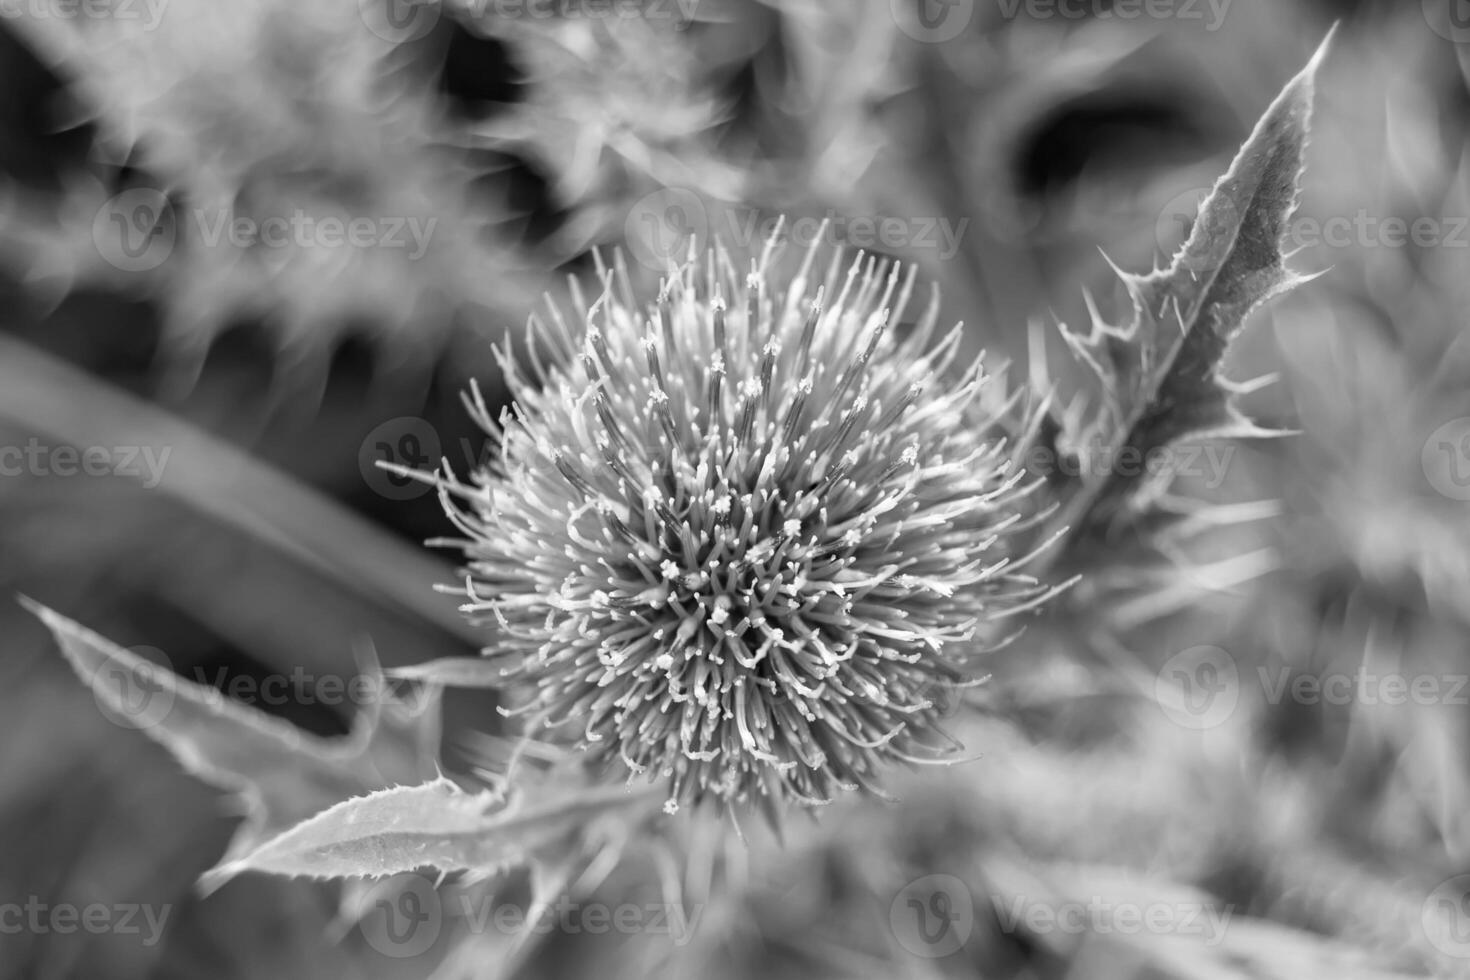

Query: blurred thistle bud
left=439, top=224, right=1063, bottom=818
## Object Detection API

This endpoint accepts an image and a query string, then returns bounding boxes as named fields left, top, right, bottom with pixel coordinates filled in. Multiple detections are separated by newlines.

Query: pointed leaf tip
left=214, top=773, right=661, bottom=885
left=1040, top=35, right=1328, bottom=549
left=27, top=604, right=444, bottom=876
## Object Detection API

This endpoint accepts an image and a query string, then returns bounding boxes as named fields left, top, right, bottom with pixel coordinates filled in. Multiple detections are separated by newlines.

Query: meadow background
left=2, top=0, right=1469, bottom=977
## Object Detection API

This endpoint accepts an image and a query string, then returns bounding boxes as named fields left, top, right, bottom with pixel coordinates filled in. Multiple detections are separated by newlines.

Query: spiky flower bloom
left=440, top=231, right=1060, bottom=816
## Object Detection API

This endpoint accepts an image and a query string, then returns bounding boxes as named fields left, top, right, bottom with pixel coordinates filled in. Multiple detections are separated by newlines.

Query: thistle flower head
left=444, top=230, right=1057, bottom=816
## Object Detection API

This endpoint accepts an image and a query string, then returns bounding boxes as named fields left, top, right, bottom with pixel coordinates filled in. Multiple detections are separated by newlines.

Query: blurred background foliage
left=3, top=0, right=1470, bottom=977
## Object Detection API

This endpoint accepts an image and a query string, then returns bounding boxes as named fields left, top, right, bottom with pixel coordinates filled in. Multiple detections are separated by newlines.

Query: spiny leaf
left=23, top=599, right=441, bottom=888
left=1044, top=29, right=1334, bottom=543
left=214, top=775, right=660, bottom=882
left=466, top=12, right=742, bottom=254
left=3, top=0, right=545, bottom=379
left=213, top=779, right=497, bottom=881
